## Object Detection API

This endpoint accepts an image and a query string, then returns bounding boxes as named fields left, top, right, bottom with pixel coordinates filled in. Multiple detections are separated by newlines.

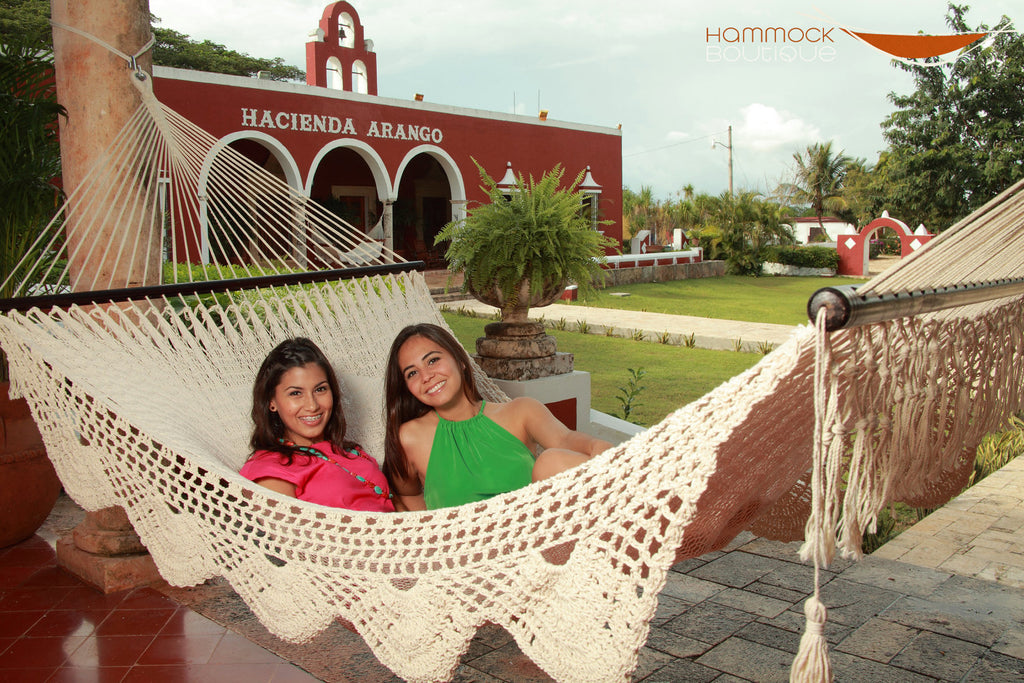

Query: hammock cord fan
left=3, top=31, right=1024, bottom=683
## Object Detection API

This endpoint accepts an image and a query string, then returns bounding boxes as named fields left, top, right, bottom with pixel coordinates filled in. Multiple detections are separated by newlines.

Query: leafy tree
left=790, top=141, right=851, bottom=229
left=0, top=33, right=65, bottom=291
left=0, top=0, right=50, bottom=41
left=685, top=191, right=793, bottom=275
left=623, top=185, right=656, bottom=244
left=840, top=157, right=884, bottom=228
left=879, top=3, right=1023, bottom=231
left=0, top=1, right=304, bottom=80
left=152, top=27, right=304, bottom=80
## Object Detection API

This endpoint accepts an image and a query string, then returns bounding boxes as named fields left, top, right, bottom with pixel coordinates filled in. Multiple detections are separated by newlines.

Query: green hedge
left=764, top=245, right=838, bottom=270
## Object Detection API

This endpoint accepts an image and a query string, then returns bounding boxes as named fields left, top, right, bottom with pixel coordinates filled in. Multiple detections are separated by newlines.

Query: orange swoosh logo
left=841, top=29, right=987, bottom=59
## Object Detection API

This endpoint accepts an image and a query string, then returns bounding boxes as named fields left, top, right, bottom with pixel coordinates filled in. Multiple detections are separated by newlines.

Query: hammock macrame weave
left=2, top=52, right=1023, bottom=682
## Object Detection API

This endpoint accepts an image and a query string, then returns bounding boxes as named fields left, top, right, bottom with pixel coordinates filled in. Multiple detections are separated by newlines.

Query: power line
left=623, top=130, right=726, bottom=158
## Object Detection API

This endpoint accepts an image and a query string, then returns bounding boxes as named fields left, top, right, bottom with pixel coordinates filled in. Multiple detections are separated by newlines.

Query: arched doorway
left=198, top=134, right=302, bottom=266
left=393, top=152, right=459, bottom=266
left=307, top=142, right=389, bottom=267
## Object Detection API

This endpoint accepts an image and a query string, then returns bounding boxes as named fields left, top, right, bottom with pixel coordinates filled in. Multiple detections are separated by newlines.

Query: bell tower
left=305, top=2, right=378, bottom=95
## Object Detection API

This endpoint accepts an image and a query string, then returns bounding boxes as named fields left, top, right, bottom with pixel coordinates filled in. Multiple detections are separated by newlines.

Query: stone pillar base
left=57, top=506, right=161, bottom=593
left=475, top=351, right=574, bottom=381
left=474, top=320, right=575, bottom=381
left=56, top=535, right=161, bottom=593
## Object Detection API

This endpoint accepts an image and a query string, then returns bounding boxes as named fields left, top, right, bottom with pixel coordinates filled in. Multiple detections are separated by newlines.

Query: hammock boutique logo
left=704, top=11, right=1014, bottom=66
left=704, top=26, right=839, bottom=64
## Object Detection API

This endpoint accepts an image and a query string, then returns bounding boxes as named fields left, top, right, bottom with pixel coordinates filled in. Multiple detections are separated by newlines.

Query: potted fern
left=435, top=161, right=615, bottom=380
left=436, top=161, right=615, bottom=322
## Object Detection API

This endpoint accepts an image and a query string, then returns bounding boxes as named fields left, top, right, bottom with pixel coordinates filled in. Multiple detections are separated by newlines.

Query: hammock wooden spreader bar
left=0, top=261, right=425, bottom=313
left=808, top=277, right=1024, bottom=331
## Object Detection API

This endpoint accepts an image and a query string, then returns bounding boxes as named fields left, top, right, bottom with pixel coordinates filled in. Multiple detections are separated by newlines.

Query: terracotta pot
left=0, top=382, right=61, bottom=548
left=467, top=277, right=566, bottom=323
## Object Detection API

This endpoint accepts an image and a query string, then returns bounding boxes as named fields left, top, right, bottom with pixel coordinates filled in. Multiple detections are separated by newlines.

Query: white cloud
left=735, top=103, right=820, bottom=152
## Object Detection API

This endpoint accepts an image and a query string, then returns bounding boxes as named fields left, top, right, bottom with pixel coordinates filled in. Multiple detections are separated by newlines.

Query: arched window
left=352, top=60, right=368, bottom=94
left=338, top=13, right=355, bottom=48
left=326, top=56, right=343, bottom=90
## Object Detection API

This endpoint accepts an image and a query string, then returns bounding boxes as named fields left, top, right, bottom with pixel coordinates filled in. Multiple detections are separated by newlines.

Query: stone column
left=382, top=199, right=394, bottom=258
left=51, top=0, right=162, bottom=592
left=56, top=506, right=159, bottom=593
left=52, top=0, right=158, bottom=292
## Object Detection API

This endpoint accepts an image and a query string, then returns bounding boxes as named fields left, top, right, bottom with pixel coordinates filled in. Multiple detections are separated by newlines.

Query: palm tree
left=792, top=141, right=851, bottom=231
left=635, top=185, right=655, bottom=242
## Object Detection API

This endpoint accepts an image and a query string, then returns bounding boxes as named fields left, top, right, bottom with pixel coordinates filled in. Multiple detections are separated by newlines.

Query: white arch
left=305, top=139, right=392, bottom=199
left=326, top=56, right=343, bottom=90
left=197, top=131, right=304, bottom=264
left=352, top=59, right=368, bottom=94
left=394, top=145, right=467, bottom=208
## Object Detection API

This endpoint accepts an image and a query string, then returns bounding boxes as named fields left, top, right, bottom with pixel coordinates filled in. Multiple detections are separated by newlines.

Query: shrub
left=765, top=245, right=838, bottom=270
left=868, top=239, right=884, bottom=259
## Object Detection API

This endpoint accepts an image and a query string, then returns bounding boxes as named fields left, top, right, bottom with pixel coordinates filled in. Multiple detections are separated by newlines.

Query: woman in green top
left=383, top=323, right=612, bottom=511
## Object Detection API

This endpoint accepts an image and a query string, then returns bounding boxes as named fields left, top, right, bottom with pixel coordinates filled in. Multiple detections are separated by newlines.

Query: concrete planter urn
left=466, top=277, right=566, bottom=323
left=0, top=382, right=61, bottom=548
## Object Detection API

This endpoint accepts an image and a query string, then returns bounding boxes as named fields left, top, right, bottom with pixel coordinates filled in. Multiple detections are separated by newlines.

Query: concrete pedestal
left=492, top=370, right=593, bottom=432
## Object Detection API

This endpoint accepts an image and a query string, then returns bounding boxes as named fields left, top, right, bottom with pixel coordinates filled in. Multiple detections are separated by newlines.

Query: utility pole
left=712, top=125, right=734, bottom=195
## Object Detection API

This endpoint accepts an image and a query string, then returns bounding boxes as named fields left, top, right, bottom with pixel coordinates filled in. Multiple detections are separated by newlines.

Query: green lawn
left=443, top=312, right=761, bottom=427
left=442, top=275, right=864, bottom=426
left=566, top=275, right=867, bottom=326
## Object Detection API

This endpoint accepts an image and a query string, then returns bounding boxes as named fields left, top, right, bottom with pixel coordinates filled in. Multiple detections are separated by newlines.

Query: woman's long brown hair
left=382, top=323, right=480, bottom=487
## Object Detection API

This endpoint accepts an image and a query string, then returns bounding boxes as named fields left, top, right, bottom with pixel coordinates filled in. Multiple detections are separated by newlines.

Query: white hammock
left=2, top=59, right=1024, bottom=683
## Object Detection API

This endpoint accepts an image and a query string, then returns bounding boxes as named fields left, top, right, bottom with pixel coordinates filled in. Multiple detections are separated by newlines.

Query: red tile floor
left=0, top=534, right=320, bottom=682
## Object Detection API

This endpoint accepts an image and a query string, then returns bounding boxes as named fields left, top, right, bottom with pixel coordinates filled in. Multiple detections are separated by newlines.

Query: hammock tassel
left=789, top=594, right=832, bottom=682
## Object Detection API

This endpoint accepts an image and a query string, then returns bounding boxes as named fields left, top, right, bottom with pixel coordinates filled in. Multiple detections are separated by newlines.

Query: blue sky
left=148, top=0, right=1020, bottom=199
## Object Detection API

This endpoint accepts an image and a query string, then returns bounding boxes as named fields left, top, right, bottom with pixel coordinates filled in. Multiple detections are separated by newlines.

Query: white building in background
left=788, top=216, right=856, bottom=244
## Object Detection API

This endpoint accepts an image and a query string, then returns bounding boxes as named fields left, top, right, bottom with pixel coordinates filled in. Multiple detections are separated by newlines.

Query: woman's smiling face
left=397, top=334, right=464, bottom=408
left=270, top=362, right=333, bottom=446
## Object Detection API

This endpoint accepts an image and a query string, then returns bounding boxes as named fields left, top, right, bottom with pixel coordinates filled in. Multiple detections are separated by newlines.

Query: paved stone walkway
left=872, top=456, right=1024, bottom=590
left=441, top=297, right=800, bottom=352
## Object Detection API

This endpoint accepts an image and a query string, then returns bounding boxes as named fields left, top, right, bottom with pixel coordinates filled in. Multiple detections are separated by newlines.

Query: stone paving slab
left=865, top=455, right=1024, bottom=591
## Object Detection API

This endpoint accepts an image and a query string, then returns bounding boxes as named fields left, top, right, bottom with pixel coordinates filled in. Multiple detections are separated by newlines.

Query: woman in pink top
left=240, top=337, right=394, bottom=513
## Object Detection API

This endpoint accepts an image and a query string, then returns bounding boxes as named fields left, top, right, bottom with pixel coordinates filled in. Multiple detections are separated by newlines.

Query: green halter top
left=423, top=402, right=536, bottom=509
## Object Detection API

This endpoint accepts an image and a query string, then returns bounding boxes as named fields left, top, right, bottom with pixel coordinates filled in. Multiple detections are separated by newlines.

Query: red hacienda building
left=151, top=1, right=623, bottom=265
